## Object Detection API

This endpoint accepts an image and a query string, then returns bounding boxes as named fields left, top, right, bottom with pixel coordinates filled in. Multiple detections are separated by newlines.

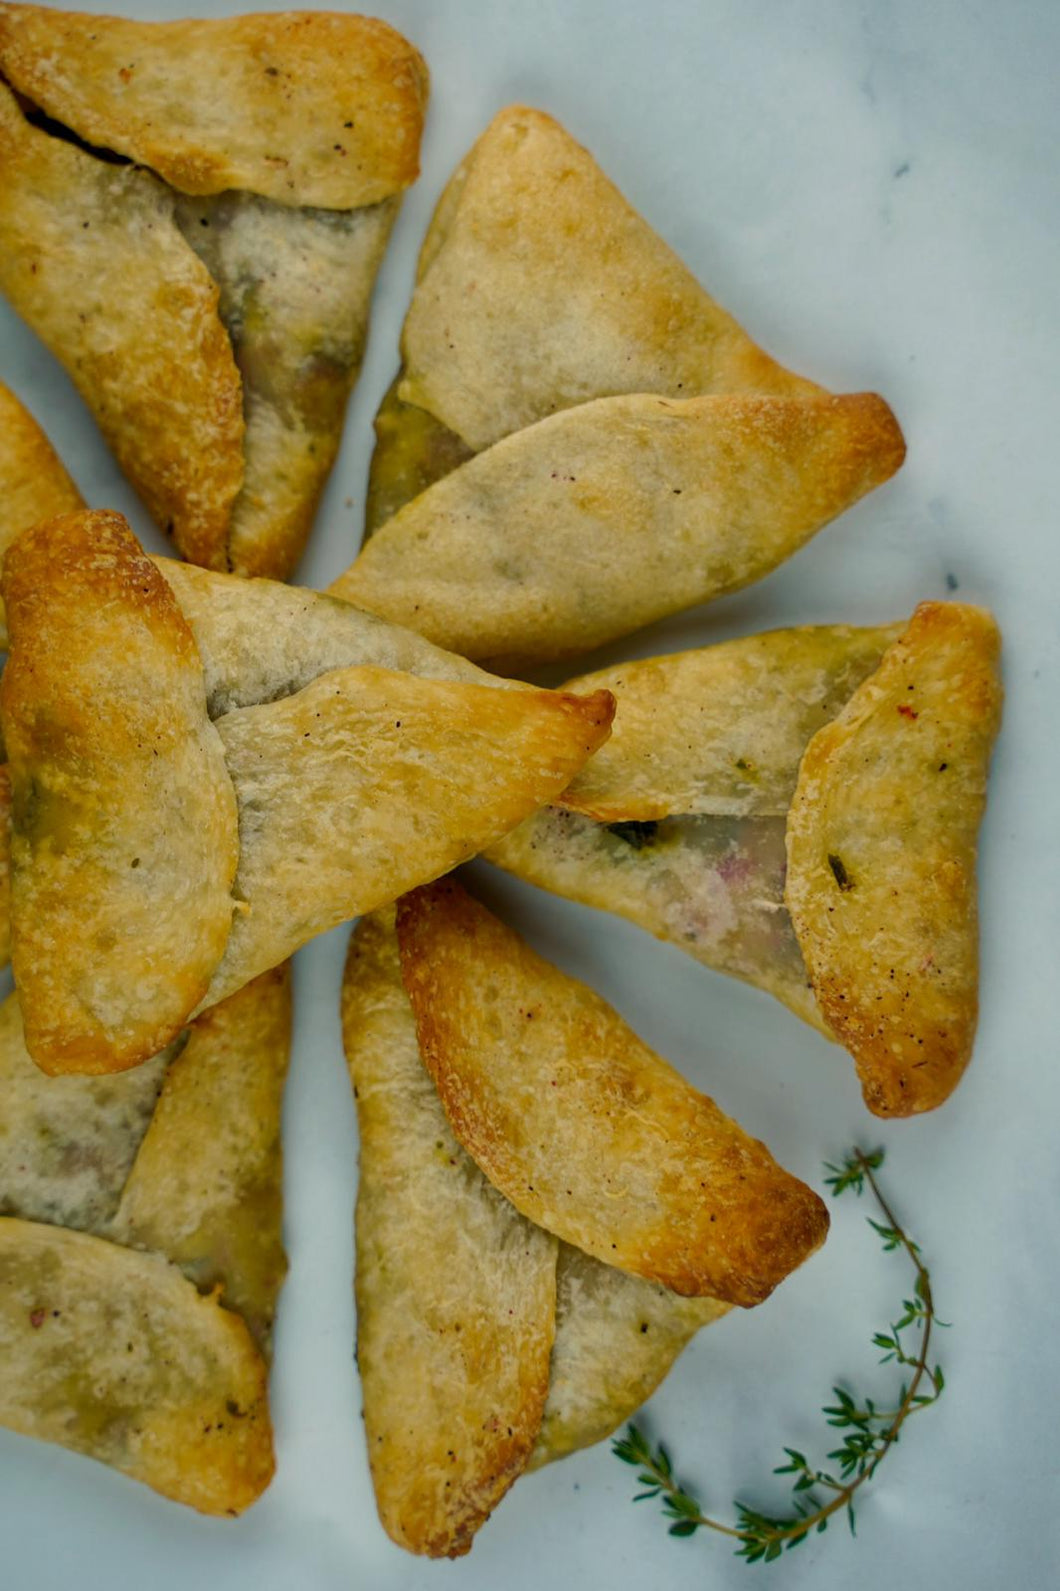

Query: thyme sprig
left=613, top=1148, right=946, bottom=1564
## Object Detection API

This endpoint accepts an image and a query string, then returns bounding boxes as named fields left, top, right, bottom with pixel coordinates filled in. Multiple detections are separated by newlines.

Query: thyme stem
left=613, top=1148, right=946, bottom=1564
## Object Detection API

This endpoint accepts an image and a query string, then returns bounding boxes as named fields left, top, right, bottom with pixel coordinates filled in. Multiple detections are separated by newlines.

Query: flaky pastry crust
left=0, top=966, right=290, bottom=1509
left=338, top=391, right=905, bottom=667
left=0, top=5, right=428, bottom=210
left=113, top=966, right=291, bottom=1353
left=398, top=106, right=818, bottom=455
left=1, top=512, right=239, bottom=1074
left=559, top=624, right=904, bottom=821
left=0, top=7, right=428, bottom=575
left=530, top=1245, right=729, bottom=1468
left=0, top=86, right=245, bottom=570
left=396, top=880, right=828, bottom=1307
left=785, top=602, right=1002, bottom=1116
left=344, top=910, right=556, bottom=1558
left=204, top=669, right=614, bottom=1009
left=0, top=1217, right=274, bottom=1514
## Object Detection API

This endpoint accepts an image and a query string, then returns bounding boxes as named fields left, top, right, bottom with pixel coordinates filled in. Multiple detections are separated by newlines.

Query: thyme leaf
left=613, top=1148, right=945, bottom=1563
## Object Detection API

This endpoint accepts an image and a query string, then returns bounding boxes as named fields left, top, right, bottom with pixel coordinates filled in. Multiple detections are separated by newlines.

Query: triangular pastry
left=0, top=965, right=290, bottom=1511
left=344, top=908, right=558, bottom=1559
left=333, top=390, right=906, bottom=668
left=366, top=104, right=821, bottom=530
left=204, top=660, right=612, bottom=1012
left=0, top=379, right=83, bottom=646
left=1, top=511, right=613, bottom=1073
left=395, top=879, right=828, bottom=1305
left=489, top=607, right=1002, bottom=1115
left=0, top=4, right=427, bottom=576
left=342, top=906, right=730, bottom=1558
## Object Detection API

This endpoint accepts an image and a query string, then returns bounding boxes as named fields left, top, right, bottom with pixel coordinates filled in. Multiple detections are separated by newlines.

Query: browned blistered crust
left=0, top=1217, right=274, bottom=1514
left=335, top=390, right=906, bottom=667
left=344, top=909, right=556, bottom=1558
left=0, top=511, right=239, bottom=1074
left=0, top=85, right=245, bottom=570
left=0, top=380, right=83, bottom=645
left=396, top=880, right=828, bottom=1308
left=785, top=602, right=1002, bottom=1117
left=0, top=5, right=428, bottom=209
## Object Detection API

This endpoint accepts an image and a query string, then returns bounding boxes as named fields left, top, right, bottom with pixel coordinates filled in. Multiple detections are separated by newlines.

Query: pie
left=489, top=606, right=1003, bottom=1115
left=1, top=510, right=613, bottom=1073
left=395, top=879, right=828, bottom=1304
left=326, top=105, right=904, bottom=665
left=343, top=900, right=763, bottom=1557
left=363, top=104, right=822, bottom=531
left=0, top=4, right=428, bottom=576
left=0, top=965, right=290, bottom=1512
left=332, top=390, right=906, bottom=669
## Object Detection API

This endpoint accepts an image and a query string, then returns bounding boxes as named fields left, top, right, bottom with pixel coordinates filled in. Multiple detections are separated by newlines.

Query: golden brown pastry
left=0, top=1220, right=273, bottom=1514
left=1, top=510, right=613, bottom=1074
left=0, top=380, right=83, bottom=645
left=367, top=104, right=820, bottom=529
left=0, top=965, right=291, bottom=1512
left=205, top=664, right=613, bottom=1011
left=112, top=966, right=291, bottom=1353
left=333, top=391, right=906, bottom=669
left=342, top=906, right=730, bottom=1557
left=489, top=608, right=1003, bottom=1116
left=396, top=880, right=828, bottom=1306
left=344, top=909, right=557, bottom=1559
left=0, top=992, right=173, bottom=1233
left=530, top=1246, right=729, bottom=1469
left=785, top=603, right=1002, bottom=1116
left=155, top=557, right=513, bottom=715
left=2, top=512, right=240, bottom=1075
left=558, top=624, right=905, bottom=822
left=0, top=5, right=428, bottom=576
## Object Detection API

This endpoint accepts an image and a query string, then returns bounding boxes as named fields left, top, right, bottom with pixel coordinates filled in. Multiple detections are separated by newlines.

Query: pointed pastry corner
left=396, top=101, right=819, bottom=464
left=0, top=1218, right=274, bottom=1514
left=340, top=387, right=906, bottom=667
left=786, top=600, right=1002, bottom=1116
left=395, top=878, right=828, bottom=1308
left=0, top=510, right=238, bottom=1074
left=835, top=390, right=907, bottom=484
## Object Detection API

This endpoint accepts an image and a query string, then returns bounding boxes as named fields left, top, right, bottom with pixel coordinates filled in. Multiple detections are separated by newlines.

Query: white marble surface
left=2, top=2, right=1058, bottom=1588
